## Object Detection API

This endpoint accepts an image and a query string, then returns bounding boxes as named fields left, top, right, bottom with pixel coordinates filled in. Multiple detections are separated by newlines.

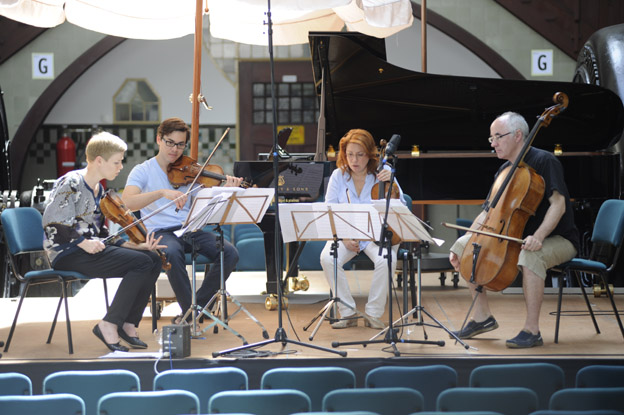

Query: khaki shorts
left=450, top=233, right=577, bottom=280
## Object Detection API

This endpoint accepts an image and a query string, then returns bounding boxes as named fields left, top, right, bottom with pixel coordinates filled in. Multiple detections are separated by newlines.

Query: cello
left=452, top=92, right=569, bottom=291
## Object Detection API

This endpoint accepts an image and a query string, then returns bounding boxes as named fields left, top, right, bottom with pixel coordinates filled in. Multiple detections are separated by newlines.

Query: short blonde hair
left=85, top=132, right=127, bottom=162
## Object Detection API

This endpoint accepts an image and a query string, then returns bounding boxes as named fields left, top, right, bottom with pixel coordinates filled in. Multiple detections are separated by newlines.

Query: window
left=113, top=79, right=160, bottom=123
left=252, top=82, right=318, bottom=125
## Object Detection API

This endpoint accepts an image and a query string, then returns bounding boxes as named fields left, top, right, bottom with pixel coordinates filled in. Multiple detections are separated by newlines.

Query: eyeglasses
left=488, top=131, right=512, bottom=144
left=162, top=138, right=187, bottom=150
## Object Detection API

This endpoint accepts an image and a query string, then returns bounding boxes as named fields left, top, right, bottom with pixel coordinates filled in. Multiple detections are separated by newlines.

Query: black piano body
left=233, top=160, right=334, bottom=294
left=309, top=31, right=624, bottom=252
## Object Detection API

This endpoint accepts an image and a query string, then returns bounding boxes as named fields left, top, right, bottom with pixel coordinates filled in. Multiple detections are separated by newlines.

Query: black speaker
left=161, top=324, right=191, bottom=358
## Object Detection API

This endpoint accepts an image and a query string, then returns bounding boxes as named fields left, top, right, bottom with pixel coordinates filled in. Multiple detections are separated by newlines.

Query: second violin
left=167, top=155, right=251, bottom=189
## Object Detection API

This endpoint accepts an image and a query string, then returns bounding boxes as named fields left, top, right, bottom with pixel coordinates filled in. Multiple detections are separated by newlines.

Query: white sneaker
left=331, top=317, right=358, bottom=329
left=364, top=314, right=385, bottom=329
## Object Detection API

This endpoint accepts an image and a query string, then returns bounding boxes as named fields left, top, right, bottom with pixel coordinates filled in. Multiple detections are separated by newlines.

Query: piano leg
left=258, top=214, right=280, bottom=295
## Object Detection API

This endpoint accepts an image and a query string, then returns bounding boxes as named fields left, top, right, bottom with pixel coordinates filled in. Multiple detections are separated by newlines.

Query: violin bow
left=187, top=127, right=231, bottom=190
left=103, top=186, right=205, bottom=242
left=442, top=222, right=525, bottom=244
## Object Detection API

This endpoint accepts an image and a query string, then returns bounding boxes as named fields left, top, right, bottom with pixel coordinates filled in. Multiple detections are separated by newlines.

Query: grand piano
left=236, top=31, right=624, bottom=294
left=311, top=31, right=624, bottom=235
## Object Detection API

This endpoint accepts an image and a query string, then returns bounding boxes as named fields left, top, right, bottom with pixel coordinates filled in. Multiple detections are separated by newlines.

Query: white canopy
left=0, top=0, right=413, bottom=43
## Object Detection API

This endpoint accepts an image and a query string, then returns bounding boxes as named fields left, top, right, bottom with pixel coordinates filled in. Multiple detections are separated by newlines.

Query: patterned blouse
left=42, top=170, right=120, bottom=265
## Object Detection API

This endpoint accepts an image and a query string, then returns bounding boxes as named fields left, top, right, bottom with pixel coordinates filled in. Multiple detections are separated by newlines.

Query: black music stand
left=214, top=0, right=344, bottom=358
left=213, top=201, right=348, bottom=357
left=331, top=163, right=444, bottom=356
left=280, top=203, right=381, bottom=340
left=178, top=187, right=272, bottom=343
left=370, top=238, right=470, bottom=350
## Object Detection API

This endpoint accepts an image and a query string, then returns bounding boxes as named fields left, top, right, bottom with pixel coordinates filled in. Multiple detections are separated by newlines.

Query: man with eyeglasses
left=122, top=117, right=242, bottom=324
left=448, top=111, right=579, bottom=348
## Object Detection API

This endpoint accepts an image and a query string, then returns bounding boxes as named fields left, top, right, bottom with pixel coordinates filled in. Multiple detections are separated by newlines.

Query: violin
left=456, top=92, right=568, bottom=291
left=99, top=191, right=171, bottom=270
left=167, top=155, right=251, bottom=189
left=371, top=139, right=401, bottom=245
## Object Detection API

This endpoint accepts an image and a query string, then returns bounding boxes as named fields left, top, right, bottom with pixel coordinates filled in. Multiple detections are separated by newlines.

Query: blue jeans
left=155, top=227, right=239, bottom=314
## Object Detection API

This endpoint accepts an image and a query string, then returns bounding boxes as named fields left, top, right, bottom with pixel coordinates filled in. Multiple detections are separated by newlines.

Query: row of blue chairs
left=1, top=364, right=624, bottom=414
left=2, top=383, right=623, bottom=415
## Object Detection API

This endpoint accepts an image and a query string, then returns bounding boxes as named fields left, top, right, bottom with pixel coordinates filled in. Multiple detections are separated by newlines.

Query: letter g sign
left=531, top=50, right=553, bottom=76
left=32, top=53, right=54, bottom=79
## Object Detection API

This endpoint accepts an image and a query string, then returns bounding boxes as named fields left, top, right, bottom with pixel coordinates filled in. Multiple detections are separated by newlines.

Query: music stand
left=366, top=204, right=470, bottom=349
left=212, top=202, right=349, bottom=357
left=212, top=1, right=345, bottom=359
left=280, top=202, right=382, bottom=340
left=176, top=187, right=273, bottom=343
left=331, top=199, right=446, bottom=355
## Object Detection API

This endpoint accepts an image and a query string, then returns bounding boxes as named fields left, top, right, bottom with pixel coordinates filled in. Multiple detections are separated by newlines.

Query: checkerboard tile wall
left=25, top=124, right=237, bottom=191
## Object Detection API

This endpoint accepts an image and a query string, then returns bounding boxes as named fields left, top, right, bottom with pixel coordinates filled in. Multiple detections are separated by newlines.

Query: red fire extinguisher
left=56, top=134, right=76, bottom=177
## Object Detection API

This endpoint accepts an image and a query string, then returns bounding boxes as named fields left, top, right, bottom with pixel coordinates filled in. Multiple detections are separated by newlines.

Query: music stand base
left=204, top=289, right=270, bottom=340
left=394, top=305, right=470, bottom=349
left=212, top=327, right=347, bottom=358
left=331, top=327, right=444, bottom=357
left=303, top=296, right=373, bottom=341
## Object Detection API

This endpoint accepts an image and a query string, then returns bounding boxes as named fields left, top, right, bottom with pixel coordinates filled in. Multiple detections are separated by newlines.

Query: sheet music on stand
left=371, top=200, right=443, bottom=246
left=279, top=202, right=381, bottom=243
left=176, top=187, right=275, bottom=236
left=173, top=185, right=275, bottom=342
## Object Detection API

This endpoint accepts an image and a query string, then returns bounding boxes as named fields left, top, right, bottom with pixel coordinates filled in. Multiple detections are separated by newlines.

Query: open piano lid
left=309, top=31, right=624, bottom=153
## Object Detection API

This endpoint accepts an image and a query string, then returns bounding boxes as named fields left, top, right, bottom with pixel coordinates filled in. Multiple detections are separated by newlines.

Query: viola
left=167, top=155, right=251, bottom=189
left=371, top=139, right=402, bottom=246
left=99, top=191, right=171, bottom=270
left=457, top=92, right=568, bottom=291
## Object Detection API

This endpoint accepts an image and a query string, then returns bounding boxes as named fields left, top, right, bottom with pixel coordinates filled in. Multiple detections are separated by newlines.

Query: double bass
left=452, top=92, right=569, bottom=291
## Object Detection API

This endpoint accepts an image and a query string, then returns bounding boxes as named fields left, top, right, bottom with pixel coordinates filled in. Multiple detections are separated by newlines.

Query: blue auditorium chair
left=365, top=365, right=457, bottom=411
left=418, top=412, right=503, bottom=415
left=153, top=367, right=248, bottom=414
left=97, top=390, right=199, bottom=415
left=43, top=369, right=140, bottom=415
left=469, top=363, right=564, bottom=410
left=209, top=389, right=311, bottom=415
left=322, top=387, right=424, bottom=415
left=0, top=372, right=32, bottom=395
left=0, top=393, right=85, bottom=415
left=531, top=410, right=624, bottom=415
left=437, top=387, right=538, bottom=415
left=548, top=387, right=624, bottom=412
left=576, top=365, right=624, bottom=388
left=261, top=366, right=356, bottom=411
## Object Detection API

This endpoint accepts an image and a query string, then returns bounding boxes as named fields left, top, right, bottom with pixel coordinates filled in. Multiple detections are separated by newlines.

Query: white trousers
left=320, top=240, right=398, bottom=318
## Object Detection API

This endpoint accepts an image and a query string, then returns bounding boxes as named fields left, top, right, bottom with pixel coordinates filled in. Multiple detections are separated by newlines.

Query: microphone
left=382, top=134, right=401, bottom=165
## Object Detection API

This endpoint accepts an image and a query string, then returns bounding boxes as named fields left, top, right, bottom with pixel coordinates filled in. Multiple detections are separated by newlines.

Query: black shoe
left=92, top=325, right=129, bottom=352
left=451, top=316, right=499, bottom=339
left=117, top=328, right=148, bottom=349
left=506, top=330, right=543, bottom=348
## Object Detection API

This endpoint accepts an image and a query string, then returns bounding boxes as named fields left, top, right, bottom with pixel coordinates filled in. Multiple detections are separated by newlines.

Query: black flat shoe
left=118, top=328, right=148, bottom=349
left=92, top=324, right=129, bottom=352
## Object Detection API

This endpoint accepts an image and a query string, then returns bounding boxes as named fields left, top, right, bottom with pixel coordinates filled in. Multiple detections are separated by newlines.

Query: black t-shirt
left=492, top=147, right=580, bottom=252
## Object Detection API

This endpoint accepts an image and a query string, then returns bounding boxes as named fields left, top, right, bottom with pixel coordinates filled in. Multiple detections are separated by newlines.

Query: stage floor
left=1, top=270, right=622, bottom=362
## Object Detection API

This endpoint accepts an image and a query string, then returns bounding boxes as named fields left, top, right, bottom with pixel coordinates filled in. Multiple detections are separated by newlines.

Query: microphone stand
left=213, top=0, right=345, bottom=358
left=331, top=154, right=443, bottom=356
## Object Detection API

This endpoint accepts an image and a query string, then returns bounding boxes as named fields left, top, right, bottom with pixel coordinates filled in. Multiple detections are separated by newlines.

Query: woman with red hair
left=320, top=129, right=405, bottom=329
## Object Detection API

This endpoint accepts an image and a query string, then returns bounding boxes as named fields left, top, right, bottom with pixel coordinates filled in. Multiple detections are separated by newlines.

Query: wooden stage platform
left=1, top=270, right=622, bottom=393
